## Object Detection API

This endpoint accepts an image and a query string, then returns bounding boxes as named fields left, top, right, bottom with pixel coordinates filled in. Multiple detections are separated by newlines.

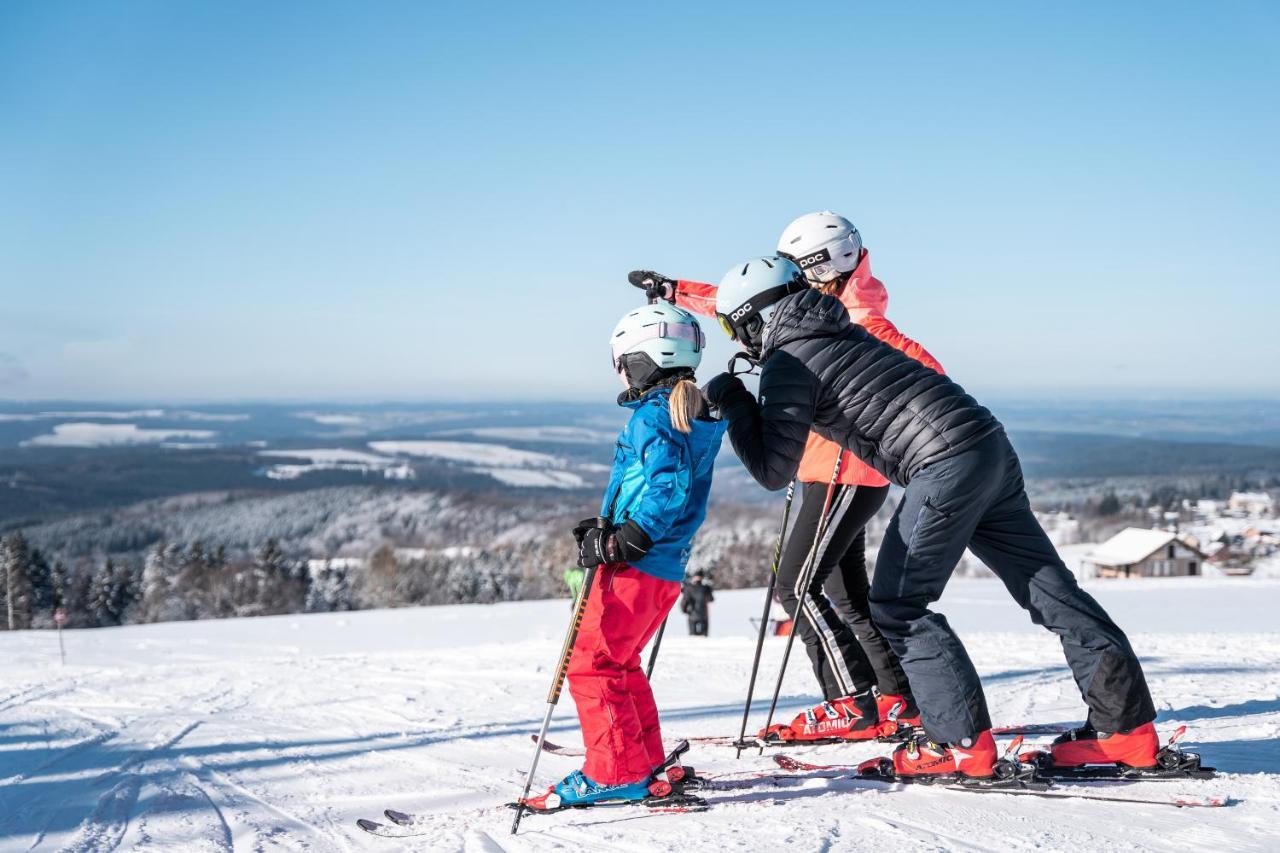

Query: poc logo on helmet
left=796, top=249, right=831, bottom=269
left=729, top=302, right=754, bottom=322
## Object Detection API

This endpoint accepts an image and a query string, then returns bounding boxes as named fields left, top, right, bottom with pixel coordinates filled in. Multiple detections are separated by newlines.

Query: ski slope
left=1, top=578, right=1278, bottom=852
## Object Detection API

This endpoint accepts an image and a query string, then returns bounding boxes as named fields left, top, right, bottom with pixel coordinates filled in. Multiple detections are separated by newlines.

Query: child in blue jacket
left=530, top=302, right=725, bottom=809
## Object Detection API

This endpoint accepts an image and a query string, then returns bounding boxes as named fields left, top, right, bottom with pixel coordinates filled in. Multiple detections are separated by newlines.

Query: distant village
left=1038, top=491, right=1280, bottom=581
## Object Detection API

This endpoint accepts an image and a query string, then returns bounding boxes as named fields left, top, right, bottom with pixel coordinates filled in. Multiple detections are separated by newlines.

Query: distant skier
left=703, top=254, right=1158, bottom=780
left=523, top=303, right=725, bottom=810
left=679, top=572, right=714, bottom=636
left=630, top=212, right=925, bottom=741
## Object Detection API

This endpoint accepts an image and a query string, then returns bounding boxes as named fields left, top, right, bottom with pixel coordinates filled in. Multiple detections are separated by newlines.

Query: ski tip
left=773, top=754, right=813, bottom=772
left=1178, top=797, right=1231, bottom=808
left=356, top=818, right=383, bottom=831
left=384, top=809, right=412, bottom=825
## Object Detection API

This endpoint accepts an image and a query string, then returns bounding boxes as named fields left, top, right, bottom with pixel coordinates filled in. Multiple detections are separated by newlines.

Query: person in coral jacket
left=630, top=212, right=938, bottom=742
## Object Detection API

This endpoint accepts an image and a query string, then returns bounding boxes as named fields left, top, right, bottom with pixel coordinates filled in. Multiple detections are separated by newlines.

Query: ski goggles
left=780, top=236, right=860, bottom=284
left=610, top=321, right=705, bottom=371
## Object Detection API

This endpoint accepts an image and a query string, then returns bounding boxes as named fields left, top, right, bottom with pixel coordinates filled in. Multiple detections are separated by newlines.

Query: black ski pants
left=778, top=481, right=909, bottom=700
left=869, top=429, right=1156, bottom=745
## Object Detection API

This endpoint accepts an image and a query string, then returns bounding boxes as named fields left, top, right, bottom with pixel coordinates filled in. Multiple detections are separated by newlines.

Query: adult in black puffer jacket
left=705, top=257, right=1157, bottom=778
left=721, top=288, right=1001, bottom=490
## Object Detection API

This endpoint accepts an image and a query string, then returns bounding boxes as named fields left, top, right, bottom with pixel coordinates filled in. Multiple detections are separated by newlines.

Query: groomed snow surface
left=1, top=578, right=1278, bottom=852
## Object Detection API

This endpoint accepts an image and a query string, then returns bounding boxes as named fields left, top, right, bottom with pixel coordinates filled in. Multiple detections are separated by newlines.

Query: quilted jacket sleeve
left=719, top=349, right=818, bottom=491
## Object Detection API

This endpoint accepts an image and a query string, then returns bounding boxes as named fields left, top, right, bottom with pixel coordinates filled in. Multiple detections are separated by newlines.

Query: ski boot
left=512, top=740, right=708, bottom=815
left=757, top=693, right=896, bottom=745
left=1019, top=723, right=1216, bottom=780
left=874, top=688, right=922, bottom=737
left=857, top=729, right=1038, bottom=787
left=518, top=770, right=652, bottom=812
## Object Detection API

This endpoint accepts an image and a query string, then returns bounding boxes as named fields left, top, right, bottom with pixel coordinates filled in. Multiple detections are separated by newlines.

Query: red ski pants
left=566, top=563, right=680, bottom=785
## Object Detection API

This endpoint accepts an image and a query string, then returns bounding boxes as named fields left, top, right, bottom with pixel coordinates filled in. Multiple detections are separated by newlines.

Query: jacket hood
left=761, top=289, right=852, bottom=359
left=838, top=251, right=888, bottom=324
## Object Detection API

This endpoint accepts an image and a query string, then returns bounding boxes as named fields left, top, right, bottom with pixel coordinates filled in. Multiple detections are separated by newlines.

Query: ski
left=358, top=794, right=709, bottom=838
left=536, top=724, right=1071, bottom=758
left=358, top=817, right=441, bottom=838
left=533, top=733, right=737, bottom=757
left=992, top=723, right=1074, bottom=736
left=772, top=754, right=1229, bottom=808
left=941, top=785, right=1230, bottom=808
left=532, top=735, right=586, bottom=756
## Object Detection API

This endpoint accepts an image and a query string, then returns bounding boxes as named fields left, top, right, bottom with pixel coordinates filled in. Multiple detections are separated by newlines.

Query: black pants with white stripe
left=777, top=481, right=905, bottom=701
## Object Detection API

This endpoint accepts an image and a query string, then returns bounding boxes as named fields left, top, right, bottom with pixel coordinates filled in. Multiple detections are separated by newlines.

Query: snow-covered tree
left=306, top=560, right=351, bottom=613
left=1, top=533, right=35, bottom=630
left=88, top=560, right=119, bottom=627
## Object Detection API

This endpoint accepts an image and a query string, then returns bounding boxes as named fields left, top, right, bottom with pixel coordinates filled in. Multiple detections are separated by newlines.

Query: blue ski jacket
left=600, top=388, right=727, bottom=582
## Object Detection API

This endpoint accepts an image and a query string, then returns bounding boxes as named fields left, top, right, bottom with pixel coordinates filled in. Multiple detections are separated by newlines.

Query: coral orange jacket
left=674, top=250, right=943, bottom=487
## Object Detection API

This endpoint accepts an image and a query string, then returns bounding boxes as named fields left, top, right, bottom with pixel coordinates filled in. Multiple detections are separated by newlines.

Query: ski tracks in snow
left=3, top=588, right=1280, bottom=851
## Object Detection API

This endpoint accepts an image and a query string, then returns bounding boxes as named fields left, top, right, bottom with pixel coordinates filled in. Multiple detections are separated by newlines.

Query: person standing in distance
left=680, top=572, right=714, bottom=636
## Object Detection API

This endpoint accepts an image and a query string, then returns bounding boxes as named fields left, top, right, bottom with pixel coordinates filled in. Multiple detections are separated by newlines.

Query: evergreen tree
left=89, top=560, right=119, bottom=627
left=112, top=561, right=142, bottom=622
left=0, top=533, right=35, bottom=630
left=28, top=548, right=54, bottom=613
left=306, top=560, right=351, bottom=613
left=50, top=562, right=68, bottom=611
left=1098, top=492, right=1122, bottom=516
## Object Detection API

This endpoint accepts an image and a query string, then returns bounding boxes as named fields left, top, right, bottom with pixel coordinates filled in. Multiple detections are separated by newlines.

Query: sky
left=1, top=1, right=1277, bottom=403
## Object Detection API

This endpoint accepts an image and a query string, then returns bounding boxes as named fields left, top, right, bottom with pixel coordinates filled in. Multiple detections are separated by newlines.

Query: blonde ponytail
left=668, top=379, right=702, bottom=434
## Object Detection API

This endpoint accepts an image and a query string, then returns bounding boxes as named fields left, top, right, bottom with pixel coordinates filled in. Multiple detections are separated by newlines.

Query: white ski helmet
left=610, top=302, right=705, bottom=388
left=776, top=211, right=863, bottom=285
left=714, top=256, right=807, bottom=353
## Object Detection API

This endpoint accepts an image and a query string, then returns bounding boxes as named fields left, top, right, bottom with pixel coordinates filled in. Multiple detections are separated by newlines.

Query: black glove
left=572, top=517, right=604, bottom=546
left=578, top=520, right=654, bottom=568
left=628, top=270, right=676, bottom=304
left=702, top=371, right=749, bottom=409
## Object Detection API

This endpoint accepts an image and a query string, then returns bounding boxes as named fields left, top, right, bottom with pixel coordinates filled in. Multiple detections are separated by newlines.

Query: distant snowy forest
left=4, top=400, right=1279, bottom=632
left=0, top=486, right=782, bottom=630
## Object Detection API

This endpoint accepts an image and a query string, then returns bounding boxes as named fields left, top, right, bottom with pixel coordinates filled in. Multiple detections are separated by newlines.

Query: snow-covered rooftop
left=1088, top=527, right=1180, bottom=566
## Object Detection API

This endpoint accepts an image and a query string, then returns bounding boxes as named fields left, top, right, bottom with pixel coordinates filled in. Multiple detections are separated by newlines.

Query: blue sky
left=1, top=1, right=1277, bottom=402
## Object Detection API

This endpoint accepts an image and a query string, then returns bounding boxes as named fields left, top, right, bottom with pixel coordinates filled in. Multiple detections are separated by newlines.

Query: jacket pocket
left=921, top=496, right=952, bottom=519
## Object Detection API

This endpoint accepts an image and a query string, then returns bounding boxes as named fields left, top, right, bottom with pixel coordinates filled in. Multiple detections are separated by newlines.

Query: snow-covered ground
left=1, top=578, right=1278, bottom=852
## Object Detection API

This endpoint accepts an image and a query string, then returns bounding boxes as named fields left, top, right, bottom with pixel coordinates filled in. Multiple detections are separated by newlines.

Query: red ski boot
left=1021, top=722, right=1159, bottom=770
left=859, top=730, right=998, bottom=781
left=875, top=689, right=922, bottom=730
left=760, top=693, right=894, bottom=743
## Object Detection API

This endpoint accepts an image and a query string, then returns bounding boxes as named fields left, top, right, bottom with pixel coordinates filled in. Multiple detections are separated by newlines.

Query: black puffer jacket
left=718, top=290, right=1001, bottom=489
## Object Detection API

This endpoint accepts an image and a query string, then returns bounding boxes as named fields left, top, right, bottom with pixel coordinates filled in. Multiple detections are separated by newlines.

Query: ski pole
left=511, top=547, right=601, bottom=835
left=734, top=479, right=796, bottom=759
left=645, top=615, right=668, bottom=680
left=757, top=452, right=846, bottom=754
